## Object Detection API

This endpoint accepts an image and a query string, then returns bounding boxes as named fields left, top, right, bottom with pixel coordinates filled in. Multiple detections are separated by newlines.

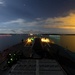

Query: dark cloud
left=0, top=0, right=75, bottom=34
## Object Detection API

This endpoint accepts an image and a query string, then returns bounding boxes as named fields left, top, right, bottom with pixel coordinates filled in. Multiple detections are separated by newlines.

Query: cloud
left=0, top=29, right=14, bottom=34
left=1, top=13, right=75, bottom=34
left=3, top=19, right=25, bottom=24
left=44, top=13, right=75, bottom=29
left=3, top=18, right=41, bottom=27
left=0, top=2, right=3, bottom=4
left=1, top=18, right=43, bottom=34
left=0, top=0, right=5, bottom=6
left=0, top=28, right=44, bottom=34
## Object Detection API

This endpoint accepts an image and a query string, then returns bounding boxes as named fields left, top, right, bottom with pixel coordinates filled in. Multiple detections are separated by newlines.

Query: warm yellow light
left=46, top=39, right=50, bottom=42
left=41, top=38, right=50, bottom=43
left=27, top=38, right=32, bottom=43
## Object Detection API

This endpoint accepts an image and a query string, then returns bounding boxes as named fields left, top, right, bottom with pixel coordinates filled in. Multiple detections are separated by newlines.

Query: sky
left=0, top=0, right=75, bottom=34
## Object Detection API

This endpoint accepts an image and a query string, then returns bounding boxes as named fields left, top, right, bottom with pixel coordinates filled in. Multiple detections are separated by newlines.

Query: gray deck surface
left=8, top=59, right=66, bottom=75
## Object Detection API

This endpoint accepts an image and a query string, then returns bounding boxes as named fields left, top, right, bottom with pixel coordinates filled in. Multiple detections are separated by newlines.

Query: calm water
left=49, top=35, right=60, bottom=45
left=0, top=34, right=28, bottom=52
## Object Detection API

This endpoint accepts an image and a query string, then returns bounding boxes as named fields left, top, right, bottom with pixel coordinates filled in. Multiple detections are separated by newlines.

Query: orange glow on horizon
left=44, top=13, right=75, bottom=30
